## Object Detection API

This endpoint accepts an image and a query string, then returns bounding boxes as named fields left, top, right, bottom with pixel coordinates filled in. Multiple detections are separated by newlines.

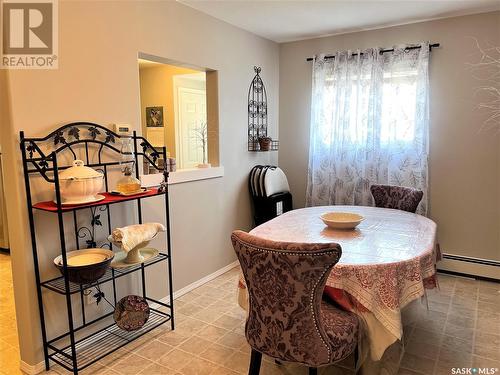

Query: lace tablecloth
left=237, top=206, right=438, bottom=360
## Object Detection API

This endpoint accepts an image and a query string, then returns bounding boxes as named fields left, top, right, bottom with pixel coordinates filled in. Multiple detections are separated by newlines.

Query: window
left=306, top=46, right=429, bottom=213
left=321, top=70, right=419, bottom=145
left=380, top=71, right=418, bottom=144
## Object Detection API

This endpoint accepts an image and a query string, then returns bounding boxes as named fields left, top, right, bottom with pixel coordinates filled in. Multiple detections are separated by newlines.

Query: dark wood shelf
left=33, top=188, right=163, bottom=212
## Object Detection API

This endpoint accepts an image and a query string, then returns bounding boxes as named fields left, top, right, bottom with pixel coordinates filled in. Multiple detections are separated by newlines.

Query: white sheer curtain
left=306, top=43, right=430, bottom=214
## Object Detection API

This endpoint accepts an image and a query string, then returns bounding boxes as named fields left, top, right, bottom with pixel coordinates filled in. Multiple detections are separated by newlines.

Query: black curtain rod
left=306, top=43, right=440, bottom=62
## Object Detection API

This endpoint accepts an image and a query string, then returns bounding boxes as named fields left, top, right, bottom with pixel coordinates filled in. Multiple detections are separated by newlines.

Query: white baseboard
left=20, top=260, right=240, bottom=374
left=158, top=260, right=239, bottom=305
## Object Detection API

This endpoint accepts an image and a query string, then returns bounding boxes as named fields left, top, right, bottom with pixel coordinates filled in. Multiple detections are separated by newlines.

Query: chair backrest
left=231, top=230, right=342, bottom=366
left=370, top=184, right=423, bottom=213
left=263, top=167, right=289, bottom=197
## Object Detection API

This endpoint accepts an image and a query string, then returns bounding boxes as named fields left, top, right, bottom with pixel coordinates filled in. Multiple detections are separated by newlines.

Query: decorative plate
left=320, top=212, right=364, bottom=230
left=110, top=248, right=159, bottom=269
left=53, top=194, right=105, bottom=206
left=113, top=295, right=150, bottom=331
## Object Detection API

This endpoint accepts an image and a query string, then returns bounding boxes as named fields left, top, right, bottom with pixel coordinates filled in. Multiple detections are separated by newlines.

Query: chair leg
left=353, top=346, right=359, bottom=375
left=249, top=349, right=262, bottom=375
left=309, top=368, right=318, bottom=375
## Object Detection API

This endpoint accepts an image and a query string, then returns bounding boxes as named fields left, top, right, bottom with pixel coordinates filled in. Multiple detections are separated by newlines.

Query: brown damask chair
left=370, top=184, right=423, bottom=213
left=231, top=230, right=360, bottom=375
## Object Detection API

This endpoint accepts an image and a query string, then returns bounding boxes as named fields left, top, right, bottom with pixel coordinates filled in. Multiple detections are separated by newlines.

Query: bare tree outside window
left=192, top=121, right=208, bottom=165
left=466, top=37, right=500, bottom=132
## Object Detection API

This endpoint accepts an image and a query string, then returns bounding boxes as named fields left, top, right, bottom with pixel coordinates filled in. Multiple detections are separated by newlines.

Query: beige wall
left=139, top=64, right=201, bottom=157
left=278, top=11, right=500, bottom=263
left=3, top=0, right=278, bottom=366
left=1, top=71, right=45, bottom=372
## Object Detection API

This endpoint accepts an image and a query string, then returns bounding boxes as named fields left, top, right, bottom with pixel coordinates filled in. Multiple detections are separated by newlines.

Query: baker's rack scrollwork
left=23, top=122, right=164, bottom=183
left=75, top=206, right=110, bottom=249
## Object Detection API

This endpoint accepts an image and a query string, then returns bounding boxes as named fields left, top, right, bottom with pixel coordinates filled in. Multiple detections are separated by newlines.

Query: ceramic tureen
left=58, top=160, right=104, bottom=204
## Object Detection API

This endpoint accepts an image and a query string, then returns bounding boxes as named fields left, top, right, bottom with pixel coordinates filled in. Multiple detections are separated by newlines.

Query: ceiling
left=179, top=0, right=500, bottom=43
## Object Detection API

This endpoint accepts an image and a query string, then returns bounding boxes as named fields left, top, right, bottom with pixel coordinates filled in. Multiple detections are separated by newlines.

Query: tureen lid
left=59, top=160, right=103, bottom=180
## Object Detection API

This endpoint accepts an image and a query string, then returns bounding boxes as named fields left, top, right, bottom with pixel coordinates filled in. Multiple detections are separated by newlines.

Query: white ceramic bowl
left=320, top=212, right=364, bottom=230
left=58, top=160, right=104, bottom=203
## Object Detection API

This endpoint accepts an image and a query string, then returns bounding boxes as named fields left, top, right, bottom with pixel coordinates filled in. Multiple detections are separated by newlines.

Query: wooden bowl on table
left=320, top=212, right=364, bottom=230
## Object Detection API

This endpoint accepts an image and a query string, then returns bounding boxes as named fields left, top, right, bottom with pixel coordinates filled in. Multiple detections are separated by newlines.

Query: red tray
left=33, top=188, right=163, bottom=212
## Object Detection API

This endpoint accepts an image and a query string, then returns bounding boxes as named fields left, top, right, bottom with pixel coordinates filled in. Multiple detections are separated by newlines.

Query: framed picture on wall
left=146, top=106, right=164, bottom=127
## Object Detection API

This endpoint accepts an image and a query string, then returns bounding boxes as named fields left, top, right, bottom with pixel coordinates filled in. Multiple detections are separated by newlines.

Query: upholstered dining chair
left=370, top=184, right=423, bottom=213
left=231, top=230, right=360, bottom=375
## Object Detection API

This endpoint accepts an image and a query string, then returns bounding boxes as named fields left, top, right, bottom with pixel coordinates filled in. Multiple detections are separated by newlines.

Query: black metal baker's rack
left=20, top=122, right=175, bottom=374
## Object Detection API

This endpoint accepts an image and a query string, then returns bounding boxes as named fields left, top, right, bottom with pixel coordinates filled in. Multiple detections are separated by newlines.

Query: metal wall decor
left=20, top=122, right=174, bottom=374
left=248, top=66, right=278, bottom=151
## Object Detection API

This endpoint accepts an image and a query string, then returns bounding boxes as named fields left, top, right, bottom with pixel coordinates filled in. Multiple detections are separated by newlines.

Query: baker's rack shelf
left=32, top=188, right=164, bottom=212
left=20, top=122, right=175, bottom=374
left=41, top=252, right=169, bottom=294
left=49, top=308, right=170, bottom=371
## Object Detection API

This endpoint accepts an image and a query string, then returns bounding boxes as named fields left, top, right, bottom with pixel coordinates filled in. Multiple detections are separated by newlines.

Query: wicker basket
left=258, top=137, right=272, bottom=151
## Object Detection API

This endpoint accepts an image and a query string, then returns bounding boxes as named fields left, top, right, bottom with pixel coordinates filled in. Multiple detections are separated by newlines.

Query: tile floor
left=1, top=256, right=499, bottom=375
left=400, top=273, right=500, bottom=375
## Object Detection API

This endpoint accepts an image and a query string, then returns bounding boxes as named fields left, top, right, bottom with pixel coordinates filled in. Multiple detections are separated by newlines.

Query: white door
left=176, top=87, right=207, bottom=169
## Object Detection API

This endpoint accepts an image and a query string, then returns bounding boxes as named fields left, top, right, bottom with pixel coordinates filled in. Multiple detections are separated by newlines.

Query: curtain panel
left=306, top=43, right=430, bottom=214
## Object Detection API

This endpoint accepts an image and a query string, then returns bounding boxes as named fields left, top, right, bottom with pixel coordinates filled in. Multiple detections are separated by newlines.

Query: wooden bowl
left=320, top=212, right=364, bottom=230
left=54, top=248, right=114, bottom=284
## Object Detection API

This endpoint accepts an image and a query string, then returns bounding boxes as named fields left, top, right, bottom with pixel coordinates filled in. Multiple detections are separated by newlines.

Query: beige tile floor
left=1, top=254, right=499, bottom=375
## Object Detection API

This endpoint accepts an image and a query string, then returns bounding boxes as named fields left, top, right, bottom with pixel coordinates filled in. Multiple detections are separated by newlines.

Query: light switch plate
left=113, top=123, right=131, bottom=136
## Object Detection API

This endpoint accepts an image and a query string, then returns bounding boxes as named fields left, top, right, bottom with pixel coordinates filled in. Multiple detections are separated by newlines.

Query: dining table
left=237, top=205, right=439, bottom=363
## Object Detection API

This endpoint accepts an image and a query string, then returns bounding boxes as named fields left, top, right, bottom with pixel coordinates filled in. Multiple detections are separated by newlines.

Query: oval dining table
left=237, top=205, right=439, bottom=363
